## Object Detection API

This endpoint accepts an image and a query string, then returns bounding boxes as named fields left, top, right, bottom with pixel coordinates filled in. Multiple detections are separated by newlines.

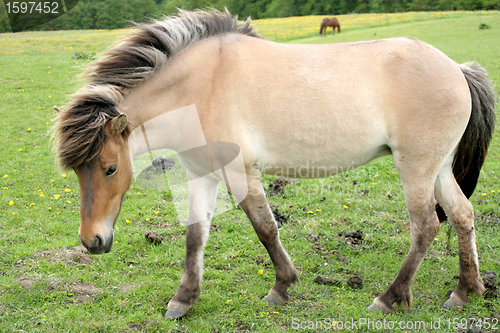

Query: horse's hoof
left=164, top=302, right=191, bottom=320
left=262, top=290, right=288, bottom=305
left=443, top=292, right=467, bottom=310
left=367, top=298, right=393, bottom=314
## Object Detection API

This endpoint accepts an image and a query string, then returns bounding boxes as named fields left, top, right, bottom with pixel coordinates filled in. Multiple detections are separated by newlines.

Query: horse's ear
left=110, top=114, right=128, bottom=136
left=53, top=106, right=63, bottom=113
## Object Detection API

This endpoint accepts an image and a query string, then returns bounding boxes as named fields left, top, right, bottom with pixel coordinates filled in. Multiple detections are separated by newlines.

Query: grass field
left=0, top=11, right=500, bottom=333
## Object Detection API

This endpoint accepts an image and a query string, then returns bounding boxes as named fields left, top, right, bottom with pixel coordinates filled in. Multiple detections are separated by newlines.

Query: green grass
left=1, top=12, right=500, bottom=332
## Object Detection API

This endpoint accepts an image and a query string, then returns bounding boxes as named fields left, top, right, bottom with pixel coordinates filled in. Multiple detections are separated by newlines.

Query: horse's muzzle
left=80, top=233, right=113, bottom=254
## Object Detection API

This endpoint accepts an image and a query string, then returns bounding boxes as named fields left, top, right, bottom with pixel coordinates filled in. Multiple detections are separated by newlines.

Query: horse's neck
left=120, top=40, right=221, bottom=157
left=127, top=104, right=207, bottom=157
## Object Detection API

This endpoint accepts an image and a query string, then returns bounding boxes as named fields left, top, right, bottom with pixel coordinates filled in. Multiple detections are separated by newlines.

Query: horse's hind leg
left=368, top=158, right=440, bottom=313
left=239, top=168, right=298, bottom=304
left=435, top=163, right=485, bottom=309
left=165, top=171, right=219, bottom=319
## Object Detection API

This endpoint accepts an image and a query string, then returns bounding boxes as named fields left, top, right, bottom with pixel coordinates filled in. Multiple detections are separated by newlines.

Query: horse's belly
left=256, top=142, right=391, bottom=179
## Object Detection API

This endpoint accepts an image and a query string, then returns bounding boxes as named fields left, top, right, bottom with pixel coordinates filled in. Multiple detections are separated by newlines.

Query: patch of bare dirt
left=15, top=245, right=94, bottom=269
left=478, top=211, right=500, bottom=226
left=346, top=275, right=363, bottom=289
left=306, top=232, right=351, bottom=264
left=482, top=270, right=498, bottom=299
left=338, top=229, right=364, bottom=246
left=314, top=275, right=341, bottom=286
left=18, top=277, right=38, bottom=288
left=144, top=231, right=164, bottom=245
left=128, top=321, right=157, bottom=331
left=115, top=284, right=139, bottom=294
left=48, top=279, right=101, bottom=303
left=272, top=207, right=289, bottom=228
left=268, top=178, right=290, bottom=196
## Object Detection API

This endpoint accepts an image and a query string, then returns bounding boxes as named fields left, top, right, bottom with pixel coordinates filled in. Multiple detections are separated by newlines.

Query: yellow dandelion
left=9, top=201, right=14, bottom=206
left=482, top=193, right=487, bottom=196
left=27, top=128, right=31, bottom=131
left=126, top=219, right=131, bottom=224
left=316, top=209, right=322, bottom=212
left=374, top=174, right=379, bottom=178
left=38, top=107, right=42, bottom=110
left=62, top=174, right=67, bottom=178
left=258, top=269, right=264, bottom=275
left=3, top=187, right=7, bottom=190
left=64, top=189, right=71, bottom=193
left=30, top=203, right=35, bottom=207
left=40, top=193, right=45, bottom=197
left=273, top=312, right=279, bottom=314
left=491, top=190, right=496, bottom=193
left=146, top=218, right=150, bottom=221
left=67, top=200, right=71, bottom=204
left=3, top=174, right=8, bottom=178
left=155, top=211, right=160, bottom=215
left=12, top=212, right=16, bottom=215
left=343, top=205, right=348, bottom=209
left=307, top=210, right=313, bottom=214
left=226, top=300, right=232, bottom=303
left=53, top=194, right=60, bottom=199
left=372, top=182, right=377, bottom=185
left=18, top=149, right=22, bottom=152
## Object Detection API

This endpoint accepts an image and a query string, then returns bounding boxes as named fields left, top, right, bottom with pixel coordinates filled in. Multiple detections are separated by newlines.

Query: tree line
left=1, top=0, right=499, bottom=32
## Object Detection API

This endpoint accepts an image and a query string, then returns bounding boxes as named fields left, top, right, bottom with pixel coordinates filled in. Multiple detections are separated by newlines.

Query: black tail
left=319, top=22, right=324, bottom=35
left=437, top=62, right=496, bottom=222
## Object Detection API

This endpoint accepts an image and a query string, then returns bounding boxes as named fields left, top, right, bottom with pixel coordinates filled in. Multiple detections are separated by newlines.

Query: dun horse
left=53, top=10, right=495, bottom=319
left=320, top=17, right=341, bottom=36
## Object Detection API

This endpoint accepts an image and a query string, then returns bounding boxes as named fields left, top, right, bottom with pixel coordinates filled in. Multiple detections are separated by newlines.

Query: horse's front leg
left=239, top=168, right=298, bottom=305
left=165, top=170, right=219, bottom=319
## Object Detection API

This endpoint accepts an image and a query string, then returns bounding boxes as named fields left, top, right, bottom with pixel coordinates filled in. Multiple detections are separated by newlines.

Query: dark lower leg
left=239, top=194, right=297, bottom=303
left=369, top=208, right=439, bottom=313
left=444, top=223, right=484, bottom=309
left=166, top=220, right=210, bottom=318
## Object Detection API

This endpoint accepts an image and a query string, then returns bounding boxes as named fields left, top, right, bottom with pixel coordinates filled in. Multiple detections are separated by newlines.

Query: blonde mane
left=54, top=9, right=259, bottom=169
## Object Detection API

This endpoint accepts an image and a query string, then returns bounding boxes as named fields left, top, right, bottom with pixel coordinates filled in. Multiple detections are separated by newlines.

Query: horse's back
left=196, top=36, right=470, bottom=177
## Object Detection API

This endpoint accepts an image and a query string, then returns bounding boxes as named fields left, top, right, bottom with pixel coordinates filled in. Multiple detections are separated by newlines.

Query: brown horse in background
left=320, top=17, right=341, bottom=36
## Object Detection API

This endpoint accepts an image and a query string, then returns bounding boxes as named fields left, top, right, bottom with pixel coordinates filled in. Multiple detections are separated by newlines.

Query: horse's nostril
left=95, top=235, right=103, bottom=251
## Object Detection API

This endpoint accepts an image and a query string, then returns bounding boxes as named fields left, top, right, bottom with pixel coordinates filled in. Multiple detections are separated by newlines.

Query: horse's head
left=72, top=114, right=132, bottom=254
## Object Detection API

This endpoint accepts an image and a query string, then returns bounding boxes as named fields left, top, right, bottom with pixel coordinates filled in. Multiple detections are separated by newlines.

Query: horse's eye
left=106, top=165, right=117, bottom=176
